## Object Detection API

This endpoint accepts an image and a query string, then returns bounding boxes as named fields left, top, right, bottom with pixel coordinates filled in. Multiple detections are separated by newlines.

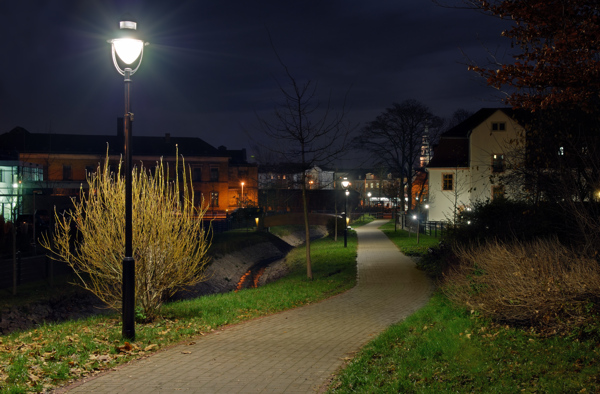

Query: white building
left=426, top=108, right=526, bottom=222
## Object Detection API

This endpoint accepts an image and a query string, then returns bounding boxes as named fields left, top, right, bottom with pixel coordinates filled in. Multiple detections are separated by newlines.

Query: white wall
left=426, top=109, right=526, bottom=223
left=469, top=110, right=525, bottom=203
left=427, top=167, right=470, bottom=222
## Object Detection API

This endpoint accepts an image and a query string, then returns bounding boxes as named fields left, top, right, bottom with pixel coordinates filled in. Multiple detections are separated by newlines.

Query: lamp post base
left=122, top=256, right=135, bottom=340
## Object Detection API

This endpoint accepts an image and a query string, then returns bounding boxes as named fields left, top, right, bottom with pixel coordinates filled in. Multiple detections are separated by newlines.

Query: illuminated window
left=210, top=191, right=219, bottom=207
left=442, top=174, right=453, bottom=191
left=492, top=154, right=505, bottom=173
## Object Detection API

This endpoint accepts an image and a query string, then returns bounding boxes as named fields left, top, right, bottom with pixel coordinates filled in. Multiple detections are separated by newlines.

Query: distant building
left=0, top=125, right=257, bottom=218
left=0, top=160, right=44, bottom=221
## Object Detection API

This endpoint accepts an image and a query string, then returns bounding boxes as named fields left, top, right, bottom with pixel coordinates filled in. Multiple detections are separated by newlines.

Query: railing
left=0, top=253, right=72, bottom=290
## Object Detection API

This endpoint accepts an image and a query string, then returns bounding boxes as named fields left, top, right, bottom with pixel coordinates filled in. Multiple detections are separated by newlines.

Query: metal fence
left=0, top=253, right=72, bottom=290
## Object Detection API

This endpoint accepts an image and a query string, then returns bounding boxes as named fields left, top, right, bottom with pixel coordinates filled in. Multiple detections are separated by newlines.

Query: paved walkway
left=62, top=220, right=432, bottom=393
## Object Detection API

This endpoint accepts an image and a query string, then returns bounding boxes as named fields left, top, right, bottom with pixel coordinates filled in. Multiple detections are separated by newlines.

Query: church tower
left=419, top=125, right=431, bottom=168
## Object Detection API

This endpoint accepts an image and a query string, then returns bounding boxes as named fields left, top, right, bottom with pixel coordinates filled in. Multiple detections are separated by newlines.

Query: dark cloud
left=0, top=0, right=512, bottom=150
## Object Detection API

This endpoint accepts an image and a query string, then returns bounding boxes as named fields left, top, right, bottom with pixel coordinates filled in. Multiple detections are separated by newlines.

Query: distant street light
left=367, top=192, right=371, bottom=209
left=241, top=182, right=245, bottom=208
left=109, top=16, right=147, bottom=341
left=341, top=178, right=350, bottom=248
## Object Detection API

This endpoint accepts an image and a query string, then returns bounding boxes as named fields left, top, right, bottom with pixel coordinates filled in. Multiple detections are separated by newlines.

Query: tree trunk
left=302, top=182, right=312, bottom=280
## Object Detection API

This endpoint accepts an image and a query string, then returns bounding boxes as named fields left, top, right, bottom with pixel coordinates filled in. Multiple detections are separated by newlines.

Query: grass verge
left=328, top=292, right=600, bottom=393
left=351, top=214, right=376, bottom=227
left=328, top=221, right=599, bottom=393
left=378, top=221, right=440, bottom=255
left=0, top=233, right=357, bottom=393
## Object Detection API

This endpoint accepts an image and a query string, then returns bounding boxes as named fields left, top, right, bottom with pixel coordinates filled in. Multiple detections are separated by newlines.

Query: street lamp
left=109, top=16, right=147, bottom=341
left=367, top=192, right=371, bottom=209
left=341, top=178, right=350, bottom=248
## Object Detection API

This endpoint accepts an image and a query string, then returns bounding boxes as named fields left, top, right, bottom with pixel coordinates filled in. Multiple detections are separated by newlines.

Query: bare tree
left=256, top=52, right=356, bottom=280
left=354, top=99, right=443, bottom=215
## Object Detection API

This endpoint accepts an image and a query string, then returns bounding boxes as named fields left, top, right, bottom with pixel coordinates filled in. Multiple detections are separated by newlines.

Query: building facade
left=0, top=127, right=257, bottom=219
left=426, top=108, right=526, bottom=222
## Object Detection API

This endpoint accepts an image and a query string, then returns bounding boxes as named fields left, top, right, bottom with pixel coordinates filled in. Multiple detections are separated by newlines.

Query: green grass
left=267, top=224, right=306, bottom=237
left=328, top=222, right=599, bottom=393
left=0, top=233, right=357, bottom=393
left=378, top=221, right=440, bottom=255
left=351, top=214, right=376, bottom=227
left=328, top=292, right=600, bottom=393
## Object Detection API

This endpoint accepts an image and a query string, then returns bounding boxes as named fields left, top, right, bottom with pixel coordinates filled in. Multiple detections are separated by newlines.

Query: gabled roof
left=427, top=108, right=527, bottom=169
left=0, top=127, right=235, bottom=160
left=426, top=138, right=469, bottom=168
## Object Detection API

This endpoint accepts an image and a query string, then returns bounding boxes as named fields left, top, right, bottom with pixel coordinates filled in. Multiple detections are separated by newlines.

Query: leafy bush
left=442, top=238, right=600, bottom=337
left=447, top=199, right=565, bottom=245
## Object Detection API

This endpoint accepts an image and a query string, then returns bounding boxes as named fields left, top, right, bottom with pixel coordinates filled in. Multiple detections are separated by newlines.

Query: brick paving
left=61, top=220, right=432, bottom=393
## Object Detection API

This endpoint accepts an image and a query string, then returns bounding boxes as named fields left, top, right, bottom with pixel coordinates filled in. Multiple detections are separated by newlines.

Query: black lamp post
left=341, top=178, right=350, bottom=248
left=109, top=17, right=147, bottom=341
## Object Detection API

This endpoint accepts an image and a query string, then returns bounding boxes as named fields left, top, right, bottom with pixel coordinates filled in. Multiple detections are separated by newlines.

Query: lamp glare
left=113, top=38, right=144, bottom=65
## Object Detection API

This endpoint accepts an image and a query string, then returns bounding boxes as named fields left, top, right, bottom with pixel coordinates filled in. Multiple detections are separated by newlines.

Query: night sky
left=0, top=0, right=512, bottom=154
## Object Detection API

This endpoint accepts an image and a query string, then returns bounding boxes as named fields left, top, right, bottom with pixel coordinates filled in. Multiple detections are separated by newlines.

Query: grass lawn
left=328, top=221, right=600, bottom=393
left=0, top=232, right=357, bottom=393
left=378, top=221, right=440, bottom=255
left=328, top=292, right=600, bottom=393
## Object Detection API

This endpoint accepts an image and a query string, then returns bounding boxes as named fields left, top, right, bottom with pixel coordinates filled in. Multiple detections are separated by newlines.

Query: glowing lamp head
left=341, top=178, right=350, bottom=189
left=113, top=38, right=144, bottom=64
left=110, top=16, right=147, bottom=75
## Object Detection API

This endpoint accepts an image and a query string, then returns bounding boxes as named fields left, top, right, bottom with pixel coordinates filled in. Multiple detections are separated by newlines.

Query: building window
left=193, top=167, right=202, bottom=182
left=492, top=154, right=505, bottom=173
left=63, top=165, right=72, bottom=181
left=492, top=122, right=506, bottom=131
left=492, top=185, right=505, bottom=200
left=442, top=173, right=454, bottom=191
left=210, top=191, right=219, bottom=207
left=210, top=167, right=219, bottom=182
left=0, top=169, right=3, bottom=182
